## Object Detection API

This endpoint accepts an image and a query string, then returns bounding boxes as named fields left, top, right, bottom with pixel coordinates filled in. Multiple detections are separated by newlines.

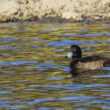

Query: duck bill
left=65, top=52, right=73, bottom=58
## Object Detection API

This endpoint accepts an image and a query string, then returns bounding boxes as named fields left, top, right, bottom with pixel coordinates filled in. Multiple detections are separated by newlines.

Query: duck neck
left=72, top=57, right=80, bottom=61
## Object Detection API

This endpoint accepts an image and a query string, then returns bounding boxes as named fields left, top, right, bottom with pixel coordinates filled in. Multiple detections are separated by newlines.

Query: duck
left=65, top=45, right=110, bottom=73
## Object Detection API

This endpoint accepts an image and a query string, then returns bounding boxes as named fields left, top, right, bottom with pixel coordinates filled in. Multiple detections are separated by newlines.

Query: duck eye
left=73, top=48, right=76, bottom=52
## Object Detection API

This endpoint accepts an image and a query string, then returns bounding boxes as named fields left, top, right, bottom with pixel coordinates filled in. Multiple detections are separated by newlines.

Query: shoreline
left=0, top=0, right=110, bottom=23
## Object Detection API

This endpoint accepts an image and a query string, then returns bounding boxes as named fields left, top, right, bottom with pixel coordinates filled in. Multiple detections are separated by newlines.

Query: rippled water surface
left=0, top=22, right=110, bottom=109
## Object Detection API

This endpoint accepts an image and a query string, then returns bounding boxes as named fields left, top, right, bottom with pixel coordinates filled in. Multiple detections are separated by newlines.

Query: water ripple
left=0, top=61, right=37, bottom=66
left=28, top=96, right=98, bottom=105
left=77, top=29, right=88, bottom=33
left=91, top=75, right=110, bottom=78
left=40, top=30, right=55, bottom=33
left=27, top=44, right=41, bottom=48
left=90, top=99, right=110, bottom=104
left=45, top=39, right=95, bottom=47
left=22, top=38, right=44, bottom=42
left=0, top=91, right=12, bottom=94
left=43, top=84, right=108, bottom=90
left=57, top=33, right=105, bottom=37
left=15, top=30, right=27, bottom=32
left=0, top=37, right=18, bottom=43
left=0, top=46, right=21, bottom=50
left=25, top=65, right=66, bottom=69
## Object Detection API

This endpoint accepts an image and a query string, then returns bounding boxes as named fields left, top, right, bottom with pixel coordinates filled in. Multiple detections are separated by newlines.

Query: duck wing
left=80, top=56, right=107, bottom=62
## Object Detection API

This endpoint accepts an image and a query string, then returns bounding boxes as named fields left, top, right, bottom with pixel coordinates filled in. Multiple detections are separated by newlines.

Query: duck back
left=70, top=56, right=106, bottom=73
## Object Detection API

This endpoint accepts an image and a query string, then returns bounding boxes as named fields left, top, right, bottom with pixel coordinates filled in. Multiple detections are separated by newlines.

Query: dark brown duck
left=65, top=45, right=110, bottom=73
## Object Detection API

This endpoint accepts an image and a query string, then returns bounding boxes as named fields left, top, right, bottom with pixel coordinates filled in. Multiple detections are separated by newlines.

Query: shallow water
left=0, top=22, right=110, bottom=109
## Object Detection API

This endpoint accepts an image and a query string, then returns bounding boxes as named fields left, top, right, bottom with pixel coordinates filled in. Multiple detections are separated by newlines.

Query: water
left=0, top=22, right=110, bottom=109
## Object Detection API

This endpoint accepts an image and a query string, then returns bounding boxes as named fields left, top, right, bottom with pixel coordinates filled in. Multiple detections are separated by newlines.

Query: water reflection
left=0, top=22, right=110, bottom=109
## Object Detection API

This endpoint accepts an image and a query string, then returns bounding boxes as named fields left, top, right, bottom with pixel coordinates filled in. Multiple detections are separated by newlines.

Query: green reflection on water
left=0, top=22, right=110, bottom=109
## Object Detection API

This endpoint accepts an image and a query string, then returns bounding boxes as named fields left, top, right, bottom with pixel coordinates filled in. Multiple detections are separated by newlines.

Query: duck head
left=65, top=45, right=82, bottom=59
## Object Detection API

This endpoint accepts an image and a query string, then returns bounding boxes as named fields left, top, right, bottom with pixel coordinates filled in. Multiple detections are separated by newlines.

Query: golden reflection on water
left=0, top=22, right=110, bottom=109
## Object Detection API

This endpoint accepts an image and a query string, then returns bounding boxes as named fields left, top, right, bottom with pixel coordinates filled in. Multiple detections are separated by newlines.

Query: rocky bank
left=0, top=0, right=110, bottom=22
